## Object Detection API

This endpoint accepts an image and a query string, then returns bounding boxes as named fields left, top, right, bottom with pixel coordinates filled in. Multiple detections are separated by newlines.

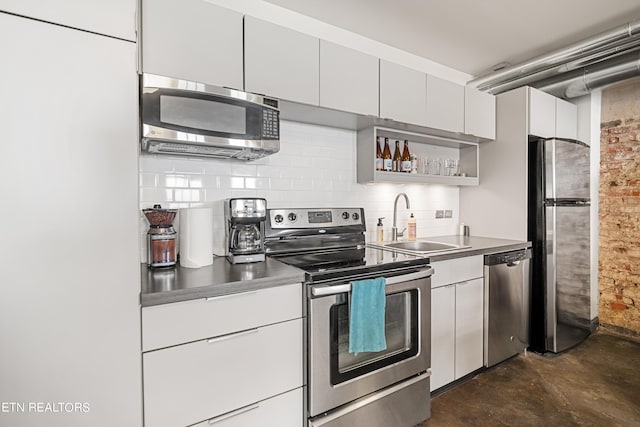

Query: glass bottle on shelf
left=375, top=137, right=383, bottom=171
left=392, top=140, right=401, bottom=172
left=382, top=137, right=392, bottom=171
left=401, top=140, right=411, bottom=173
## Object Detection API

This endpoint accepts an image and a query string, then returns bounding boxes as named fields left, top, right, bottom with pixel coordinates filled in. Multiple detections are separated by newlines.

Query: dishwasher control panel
left=485, top=248, right=531, bottom=265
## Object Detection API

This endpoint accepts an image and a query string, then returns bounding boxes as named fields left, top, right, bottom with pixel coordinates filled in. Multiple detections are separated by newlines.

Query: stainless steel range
left=265, top=207, right=433, bottom=427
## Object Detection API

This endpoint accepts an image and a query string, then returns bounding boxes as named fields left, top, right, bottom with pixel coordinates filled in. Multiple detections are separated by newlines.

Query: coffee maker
left=225, top=198, right=267, bottom=264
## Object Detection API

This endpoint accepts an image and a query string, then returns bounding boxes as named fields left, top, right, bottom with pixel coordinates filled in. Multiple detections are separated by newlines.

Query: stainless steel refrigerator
left=528, top=137, right=591, bottom=353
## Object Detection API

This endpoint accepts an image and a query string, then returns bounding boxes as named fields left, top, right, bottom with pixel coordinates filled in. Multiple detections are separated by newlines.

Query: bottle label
left=383, top=159, right=392, bottom=171
left=408, top=223, right=416, bottom=241
left=376, top=158, right=383, bottom=170
left=401, top=160, right=412, bottom=172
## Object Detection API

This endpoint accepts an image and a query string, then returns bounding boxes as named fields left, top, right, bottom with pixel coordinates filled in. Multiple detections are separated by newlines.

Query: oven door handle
left=310, top=268, right=434, bottom=297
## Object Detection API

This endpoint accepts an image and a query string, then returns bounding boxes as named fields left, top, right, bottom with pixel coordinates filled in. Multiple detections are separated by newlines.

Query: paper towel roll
left=179, top=207, right=214, bottom=268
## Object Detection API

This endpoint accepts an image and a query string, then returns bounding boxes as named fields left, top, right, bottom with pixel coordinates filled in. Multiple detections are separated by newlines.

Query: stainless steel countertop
left=420, top=235, right=531, bottom=261
left=140, top=256, right=306, bottom=307
left=141, top=236, right=529, bottom=307
left=369, top=235, right=531, bottom=262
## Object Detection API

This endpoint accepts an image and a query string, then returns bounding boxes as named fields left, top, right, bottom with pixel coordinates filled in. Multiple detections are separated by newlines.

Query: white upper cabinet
left=319, top=40, right=379, bottom=116
left=380, top=60, right=427, bottom=127
left=528, top=87, right=556, bottom=138
left=556, top=97, right=578, bottom=140
left=465, top=86, right=496, bottom=139
left=141, top=0, right=243, bottom=90
left=528, top=87, right=578, bottom=139
left=0, top=0, right=136, bottom=41
left=245, top=16, right=319, bottom=105
left=426, top=75, right=464, bottom=133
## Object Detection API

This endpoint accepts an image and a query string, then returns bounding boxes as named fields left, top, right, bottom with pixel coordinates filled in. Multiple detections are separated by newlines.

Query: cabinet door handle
left=208, top=403, right=260, bottom=424
left=207, top=328, right=259, bottom=345
left=206, top=291, right=257, bottom=302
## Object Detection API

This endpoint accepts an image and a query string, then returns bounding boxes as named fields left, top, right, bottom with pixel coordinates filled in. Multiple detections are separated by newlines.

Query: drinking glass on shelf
left=436, top=158, right=443, bottom=176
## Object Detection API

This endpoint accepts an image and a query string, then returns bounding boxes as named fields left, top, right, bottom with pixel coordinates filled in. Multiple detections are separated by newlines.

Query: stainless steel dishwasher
left=484, top=248, right=532, bottom=367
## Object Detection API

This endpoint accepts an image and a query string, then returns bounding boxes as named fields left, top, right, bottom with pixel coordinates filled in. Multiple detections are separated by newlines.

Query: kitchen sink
left=384, top=241, right=466, bottom=253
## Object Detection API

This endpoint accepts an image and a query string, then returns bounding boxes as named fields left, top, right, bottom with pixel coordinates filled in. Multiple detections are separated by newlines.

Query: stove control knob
left=288, top=212, right=297, bottom=222
left=274, top=214, right=284, bottom=224
left=341, top=211, right=350, bottom=220
left=352, top=212, right=360, bottom=221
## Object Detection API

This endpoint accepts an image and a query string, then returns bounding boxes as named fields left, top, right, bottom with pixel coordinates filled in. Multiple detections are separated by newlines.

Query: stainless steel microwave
left=141, top=74, right=280, bottom=160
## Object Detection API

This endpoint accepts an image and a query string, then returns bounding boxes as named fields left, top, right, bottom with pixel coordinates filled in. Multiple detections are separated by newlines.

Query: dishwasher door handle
left=506, top=261, right=521, bottom=267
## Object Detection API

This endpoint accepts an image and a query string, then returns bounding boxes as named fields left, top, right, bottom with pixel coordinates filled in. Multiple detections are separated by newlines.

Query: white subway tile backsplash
left=231, top=164, right=258, bottom=177
left=163, top=174, right=190, bottom=188
left=174, top=189, right=202, bottom=202
left=203, top=160, right=232, bottom=176
left=139, top=155, right=174, bottom=173
left=189, top=176, right=204, bottom=188
left=139, top=172, right=157, bottom=187
left=138, top=120, right=460, bottom=261
left=291, top=179, right=313, bottom=191
left=174, top=158, right=207, bottom=174
left=256, top=166, right=279, bottom=178
left=245, top=177, right=270, bottom=190
left=140, top=188, right=172, bottom=204
left=270, top=178, right=293, bottom=191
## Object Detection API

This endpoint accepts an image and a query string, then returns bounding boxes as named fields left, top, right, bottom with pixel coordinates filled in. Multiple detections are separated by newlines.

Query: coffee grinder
left=225, top=198, right=267, bottom=264
left=143, top=204, right=178, bottom=268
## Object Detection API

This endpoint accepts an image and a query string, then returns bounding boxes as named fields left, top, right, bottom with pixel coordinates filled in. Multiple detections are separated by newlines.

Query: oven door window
left=330, top=289, right=419, bottom=385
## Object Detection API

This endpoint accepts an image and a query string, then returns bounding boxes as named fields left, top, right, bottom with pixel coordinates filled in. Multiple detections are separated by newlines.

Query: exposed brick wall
left=599, top=76, right=640, bottom=335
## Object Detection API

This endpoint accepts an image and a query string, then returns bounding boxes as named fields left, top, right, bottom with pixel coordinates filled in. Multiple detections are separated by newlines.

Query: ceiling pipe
left=468, top=18, right=640, bottom=93
left=481, top=39, right=640, bottom=95
left=535, top=50, right=640, bottom=98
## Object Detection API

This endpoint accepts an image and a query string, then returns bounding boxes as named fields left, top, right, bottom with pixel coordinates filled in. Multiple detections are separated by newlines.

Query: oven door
left=308, top=268, right=432, bottom=417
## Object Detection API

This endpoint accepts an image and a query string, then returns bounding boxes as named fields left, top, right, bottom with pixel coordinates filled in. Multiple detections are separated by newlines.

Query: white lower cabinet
left=454, top=278, right=484, bottom=380
left=190, top=388, right=303, bottom=427
left=431, top=285, right=455, bottom=390
left=431, top=256, right=484, bottom=391
left=141, top=284, right=303, bottom=427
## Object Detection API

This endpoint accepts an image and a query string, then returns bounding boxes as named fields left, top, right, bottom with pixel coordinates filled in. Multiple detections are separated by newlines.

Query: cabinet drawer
left=431, top=255, right=483, bottom=287
left=190, top=388, right=302, bottom=427
left=142, top=283, right=301, bottom=352
left=143, top=318, right=303, bottom=427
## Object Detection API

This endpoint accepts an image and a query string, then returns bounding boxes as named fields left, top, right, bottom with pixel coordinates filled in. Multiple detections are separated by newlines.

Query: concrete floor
left=421, top=331, right=640, bottom=426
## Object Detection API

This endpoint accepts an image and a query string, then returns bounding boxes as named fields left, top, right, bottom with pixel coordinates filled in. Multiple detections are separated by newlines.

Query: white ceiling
left=264, top=0, right=640, bottom=77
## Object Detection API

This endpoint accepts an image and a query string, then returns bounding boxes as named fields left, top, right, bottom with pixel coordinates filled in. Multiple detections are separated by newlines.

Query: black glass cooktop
left=270, top=245, right=430, bottom=283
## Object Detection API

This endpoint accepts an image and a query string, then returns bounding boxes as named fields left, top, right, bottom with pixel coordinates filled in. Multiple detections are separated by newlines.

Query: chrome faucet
left=392, top=193, right=411, bottom=241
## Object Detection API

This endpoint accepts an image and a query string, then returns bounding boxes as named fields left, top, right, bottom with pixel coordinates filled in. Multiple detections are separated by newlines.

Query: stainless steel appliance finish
left=140, top=74, right=279, bottom=160
left=308, top=268, right=432, bottom=418
left=308, top=374, right=430, bottom=427
left=264, top=207, right=432, bottom=427
left=392, top=192, right=411, bottom=241
left=528, top=138, right=592, bottom=354
left=225, top=198, right=267, bottom=264
left=484, top=249, right=532, bottom=367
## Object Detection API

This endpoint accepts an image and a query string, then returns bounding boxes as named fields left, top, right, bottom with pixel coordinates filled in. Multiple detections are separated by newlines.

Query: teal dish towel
left=349, top=277, right=387, bottom=354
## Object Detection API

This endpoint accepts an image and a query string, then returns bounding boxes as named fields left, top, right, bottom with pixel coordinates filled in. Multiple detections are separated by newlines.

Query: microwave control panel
left=262, top=109, right=279, bottom=140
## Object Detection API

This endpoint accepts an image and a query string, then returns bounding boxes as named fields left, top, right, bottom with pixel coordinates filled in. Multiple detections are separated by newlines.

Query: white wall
left=205, top=0, right=470, bottom=85
left=574, top=92, right=601, bottom=322
left=139, top=121, right=460, bottom=261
